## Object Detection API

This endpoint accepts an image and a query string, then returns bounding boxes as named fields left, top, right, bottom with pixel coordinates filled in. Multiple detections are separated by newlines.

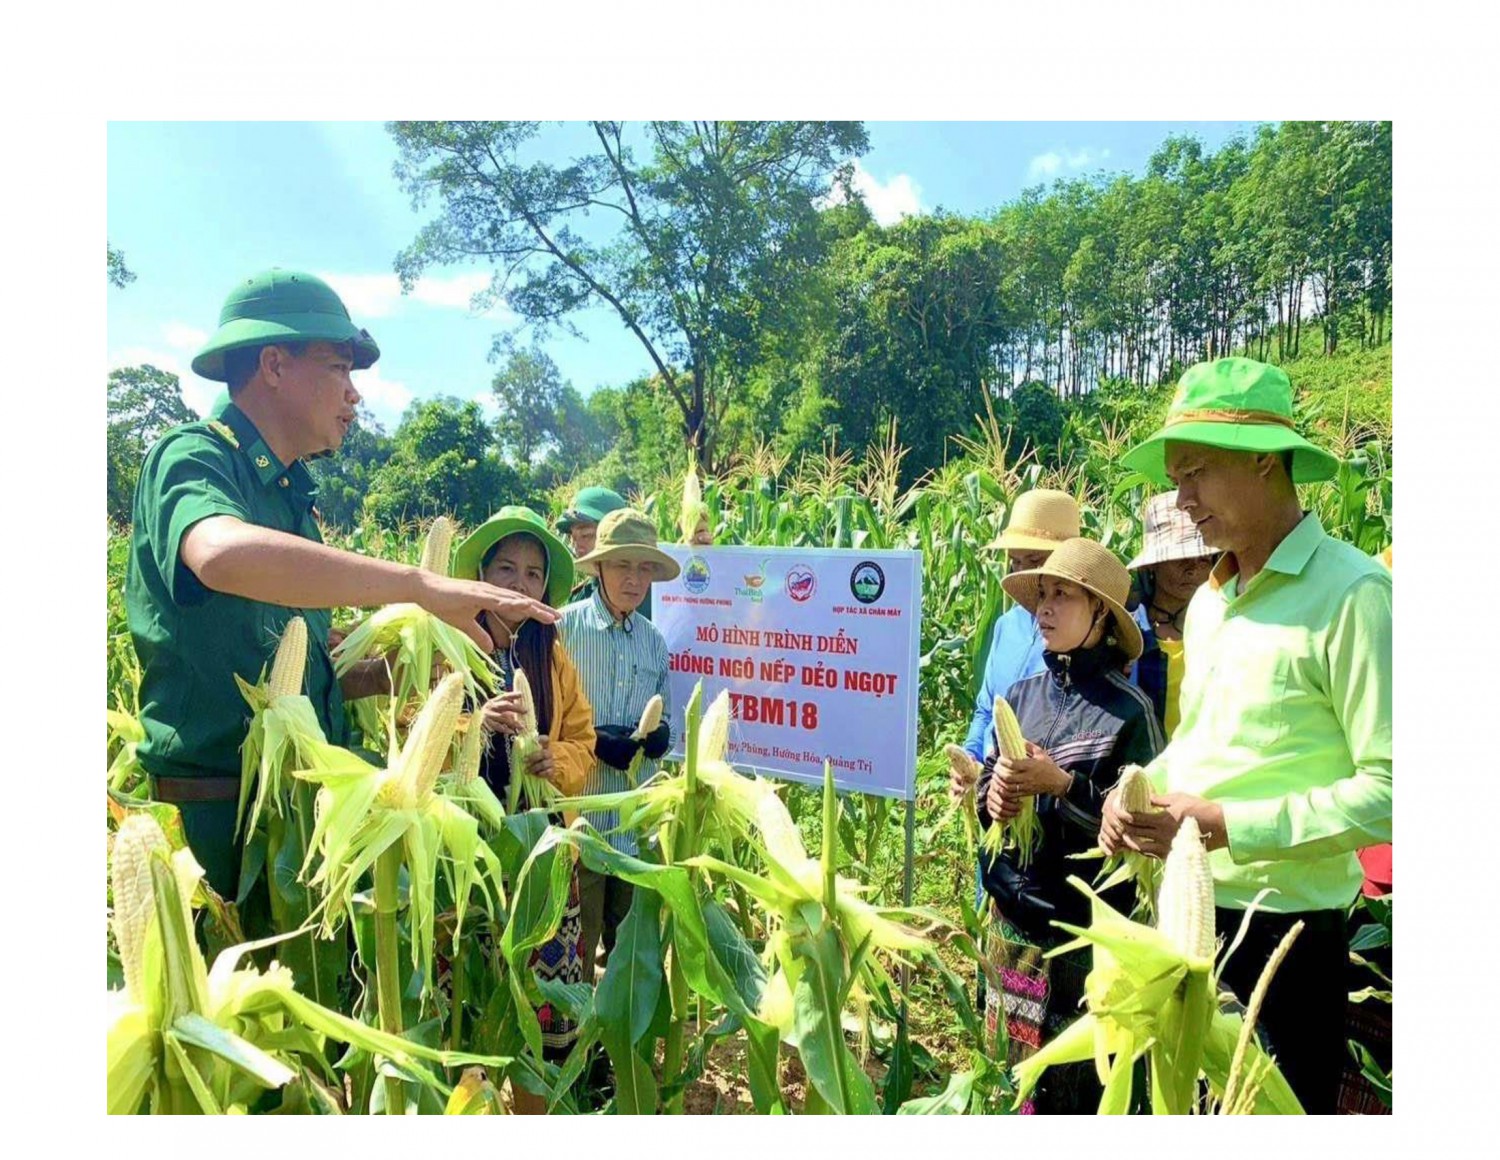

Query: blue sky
left=107, top=120, right=1262, bottom=430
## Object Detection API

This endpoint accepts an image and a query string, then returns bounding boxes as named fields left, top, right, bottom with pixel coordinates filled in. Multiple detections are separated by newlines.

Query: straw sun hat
left=983, top=488, right=1081, bottom=553
left=1002, top=537, right=1144, bottom=661
left=571, top=508, right=681, bottom=582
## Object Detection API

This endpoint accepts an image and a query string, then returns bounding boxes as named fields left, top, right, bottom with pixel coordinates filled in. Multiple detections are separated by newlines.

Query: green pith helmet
left=556, top=486, right=628, bottom=532
left=192, top=268, right=380, bottom=382
left=1121, top=357, right=1339, bottom=486
left=453, top=506, right=576, bottom=608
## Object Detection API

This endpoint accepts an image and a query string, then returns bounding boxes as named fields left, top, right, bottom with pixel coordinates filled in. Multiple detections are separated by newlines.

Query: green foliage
left=108, top=364, right=195, bottom=525
left=108, top=244, right=136, bottom=288
left=308, top=406, right=393, bottom=530
left=362, top=397, right=536, bottom=529
left=389, top=119, right=869, bottom=463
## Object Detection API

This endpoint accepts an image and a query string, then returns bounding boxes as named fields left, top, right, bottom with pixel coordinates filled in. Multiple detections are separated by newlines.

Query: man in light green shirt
left=1101, top=357, right=1391, bottom=1113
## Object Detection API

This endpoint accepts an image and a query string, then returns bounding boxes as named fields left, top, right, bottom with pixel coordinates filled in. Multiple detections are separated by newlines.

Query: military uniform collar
left=211, top=395, right=319, bottom=498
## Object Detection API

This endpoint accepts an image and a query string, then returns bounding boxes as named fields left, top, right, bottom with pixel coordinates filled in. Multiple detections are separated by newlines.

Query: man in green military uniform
left=557, top=486, right=652, bottom=619
left=127, top=268, right=558, bottom=898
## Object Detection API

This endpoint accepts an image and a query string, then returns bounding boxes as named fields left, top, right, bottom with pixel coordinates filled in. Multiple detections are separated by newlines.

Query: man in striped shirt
left=559, top=508, right=677, bottom=983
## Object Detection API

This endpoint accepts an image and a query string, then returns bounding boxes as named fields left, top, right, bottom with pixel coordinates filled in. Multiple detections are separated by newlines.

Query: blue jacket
left=962, top=604, right=1048, bottom=762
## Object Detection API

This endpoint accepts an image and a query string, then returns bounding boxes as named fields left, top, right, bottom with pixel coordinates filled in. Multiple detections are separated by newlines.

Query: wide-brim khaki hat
left=572, top=508, right=681, bottom=582
left=983, top=488, right=1081, bottom=553
left=1002, top=537, right=1144, bottom=661
left=1127, top=491, right=1217, bottom=571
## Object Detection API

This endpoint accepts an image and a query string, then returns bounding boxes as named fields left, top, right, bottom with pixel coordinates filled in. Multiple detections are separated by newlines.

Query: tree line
left=106, top=120, right=1391, bottom=528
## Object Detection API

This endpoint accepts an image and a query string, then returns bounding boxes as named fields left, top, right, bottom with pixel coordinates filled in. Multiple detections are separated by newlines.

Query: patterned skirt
left=983, top=904, right=1094, bottom=1115
left=532, top=868, right=585, bottom=1058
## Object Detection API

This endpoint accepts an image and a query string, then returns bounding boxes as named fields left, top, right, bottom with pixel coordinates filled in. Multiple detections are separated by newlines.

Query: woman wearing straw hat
left=452, top=506, right=598, bottom=1111
left=559, top=509, right=677, bottom=991
left=954, top=489, right=1082, bottom=777
left=974, top=537, right=1166, bottom=1113
left=1126, top=491, right=1217, bottom=737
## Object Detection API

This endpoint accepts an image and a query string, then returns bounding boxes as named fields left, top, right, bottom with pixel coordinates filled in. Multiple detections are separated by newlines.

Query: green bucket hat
left=192, top=269, right=380, bottom=382
left=1121, top=357, right=1340, bottom=487
left=453, top=506, right=576, bottom=608
left=572, top=508, right=681, bottom=582
left=556, top=486, right=628, bottom=533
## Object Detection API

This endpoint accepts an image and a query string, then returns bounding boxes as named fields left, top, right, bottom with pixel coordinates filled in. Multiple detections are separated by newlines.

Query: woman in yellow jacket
left=453, top=506, right=597, bottom=1113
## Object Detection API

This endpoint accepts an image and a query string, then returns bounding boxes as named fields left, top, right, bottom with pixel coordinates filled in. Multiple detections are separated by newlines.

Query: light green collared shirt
left=1146, top=513, right=1392, bottom=913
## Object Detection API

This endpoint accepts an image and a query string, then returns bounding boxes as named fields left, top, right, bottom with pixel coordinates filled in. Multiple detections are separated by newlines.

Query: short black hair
left=224, top=341, right=309, bottom=394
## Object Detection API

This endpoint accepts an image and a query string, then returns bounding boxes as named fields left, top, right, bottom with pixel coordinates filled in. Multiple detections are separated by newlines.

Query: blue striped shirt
left=558, top=589, right=673, bottom=854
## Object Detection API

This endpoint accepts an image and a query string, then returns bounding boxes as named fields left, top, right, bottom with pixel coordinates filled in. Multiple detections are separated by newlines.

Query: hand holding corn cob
left=979, top=696, right=1042, bottom=868
left=943, top=744, right=982, bottom=858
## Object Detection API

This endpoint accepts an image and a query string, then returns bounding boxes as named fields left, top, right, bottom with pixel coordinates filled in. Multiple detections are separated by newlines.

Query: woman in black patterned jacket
left=973, top=537, right=1164, bottom=1113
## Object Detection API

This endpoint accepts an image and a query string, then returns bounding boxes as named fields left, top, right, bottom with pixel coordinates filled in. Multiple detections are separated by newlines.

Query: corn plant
left=107, top=812, right=512, bottom=1114
left=1010, top=819, right=1303, bottom=1115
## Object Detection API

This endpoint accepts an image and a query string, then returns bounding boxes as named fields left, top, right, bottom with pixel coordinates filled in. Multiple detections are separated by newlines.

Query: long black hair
left=481, top=533, right=557, bottom=735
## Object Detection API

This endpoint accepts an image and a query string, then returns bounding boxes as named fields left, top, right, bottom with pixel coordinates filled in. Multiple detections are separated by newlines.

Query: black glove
left=640, top=721, right=671, bottom=761
left=594, top=724, right=643, bottom=771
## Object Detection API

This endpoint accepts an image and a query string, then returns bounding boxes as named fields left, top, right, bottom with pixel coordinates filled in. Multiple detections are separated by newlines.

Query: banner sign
left=652, top=544, right=923, bottom=800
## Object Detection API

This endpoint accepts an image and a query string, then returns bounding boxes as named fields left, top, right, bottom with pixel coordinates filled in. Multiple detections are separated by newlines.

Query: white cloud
left=1026, top=147, right=1112, bottom=182
left=352, top=365, right=415, bottom=430
left=162, top=322, right=208, bottom=351
left=821, top=161, right=924, bottom=226
left=318, top=271, right=510, bottom=320
left=471, top=388, right=500, bottom=422
left=850, top=161, right=923, bottom=226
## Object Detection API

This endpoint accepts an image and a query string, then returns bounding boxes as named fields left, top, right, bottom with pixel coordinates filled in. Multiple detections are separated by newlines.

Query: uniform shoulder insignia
left=207, top=419, right=240, bottom=449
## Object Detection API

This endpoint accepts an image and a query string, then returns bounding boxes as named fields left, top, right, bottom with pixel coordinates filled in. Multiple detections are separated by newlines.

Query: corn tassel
left=267, top=617, right=308, bottom=701
left=631, top=693, right=664, bottom=741
left=1157, top=816, right=1216, bottom=964
left=980, top=695, right=1041, bottom=867
left=419, top=515, right=455, bottom=576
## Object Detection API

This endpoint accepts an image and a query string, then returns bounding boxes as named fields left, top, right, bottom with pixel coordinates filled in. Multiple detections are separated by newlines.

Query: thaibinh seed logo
left=850, top=561, right=886, bottom=604
left=784, top=564, right=817, bottom=603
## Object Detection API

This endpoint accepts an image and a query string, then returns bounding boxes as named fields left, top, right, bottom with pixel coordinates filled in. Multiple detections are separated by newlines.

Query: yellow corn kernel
left=394, top=672, right=465, bottom=804
left=697, top=689, right=732, bottom=765
left=419, top=516, right=455, bottom=576
left=267, top=616, right=308, bottom=701
left=631, top=694, right=664, bottom=741
left=944, top=743, right=980, bottom=785
left=1115, top=764, right=1157, bottom=815
left=1157, top=816, right=1216, bottom=962
left=992, top=695, right=1027, bottom=761
left=455, top=713, right=486, bottom=787
left=111, top=813, right=170, bottom=1003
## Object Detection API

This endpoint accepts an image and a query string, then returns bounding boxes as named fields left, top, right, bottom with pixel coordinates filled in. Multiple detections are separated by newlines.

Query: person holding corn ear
left=452, top=506, right=597, bottom=1111
left=974, top=536, right=1165, bottom=1113
left=125, top=269, right=558, bottom=900
left=560, top=508, right=676, bottom=986
left=951, top=489, right=1081, bottom=798
left=1101, top=357, right=1393, bottom=1114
